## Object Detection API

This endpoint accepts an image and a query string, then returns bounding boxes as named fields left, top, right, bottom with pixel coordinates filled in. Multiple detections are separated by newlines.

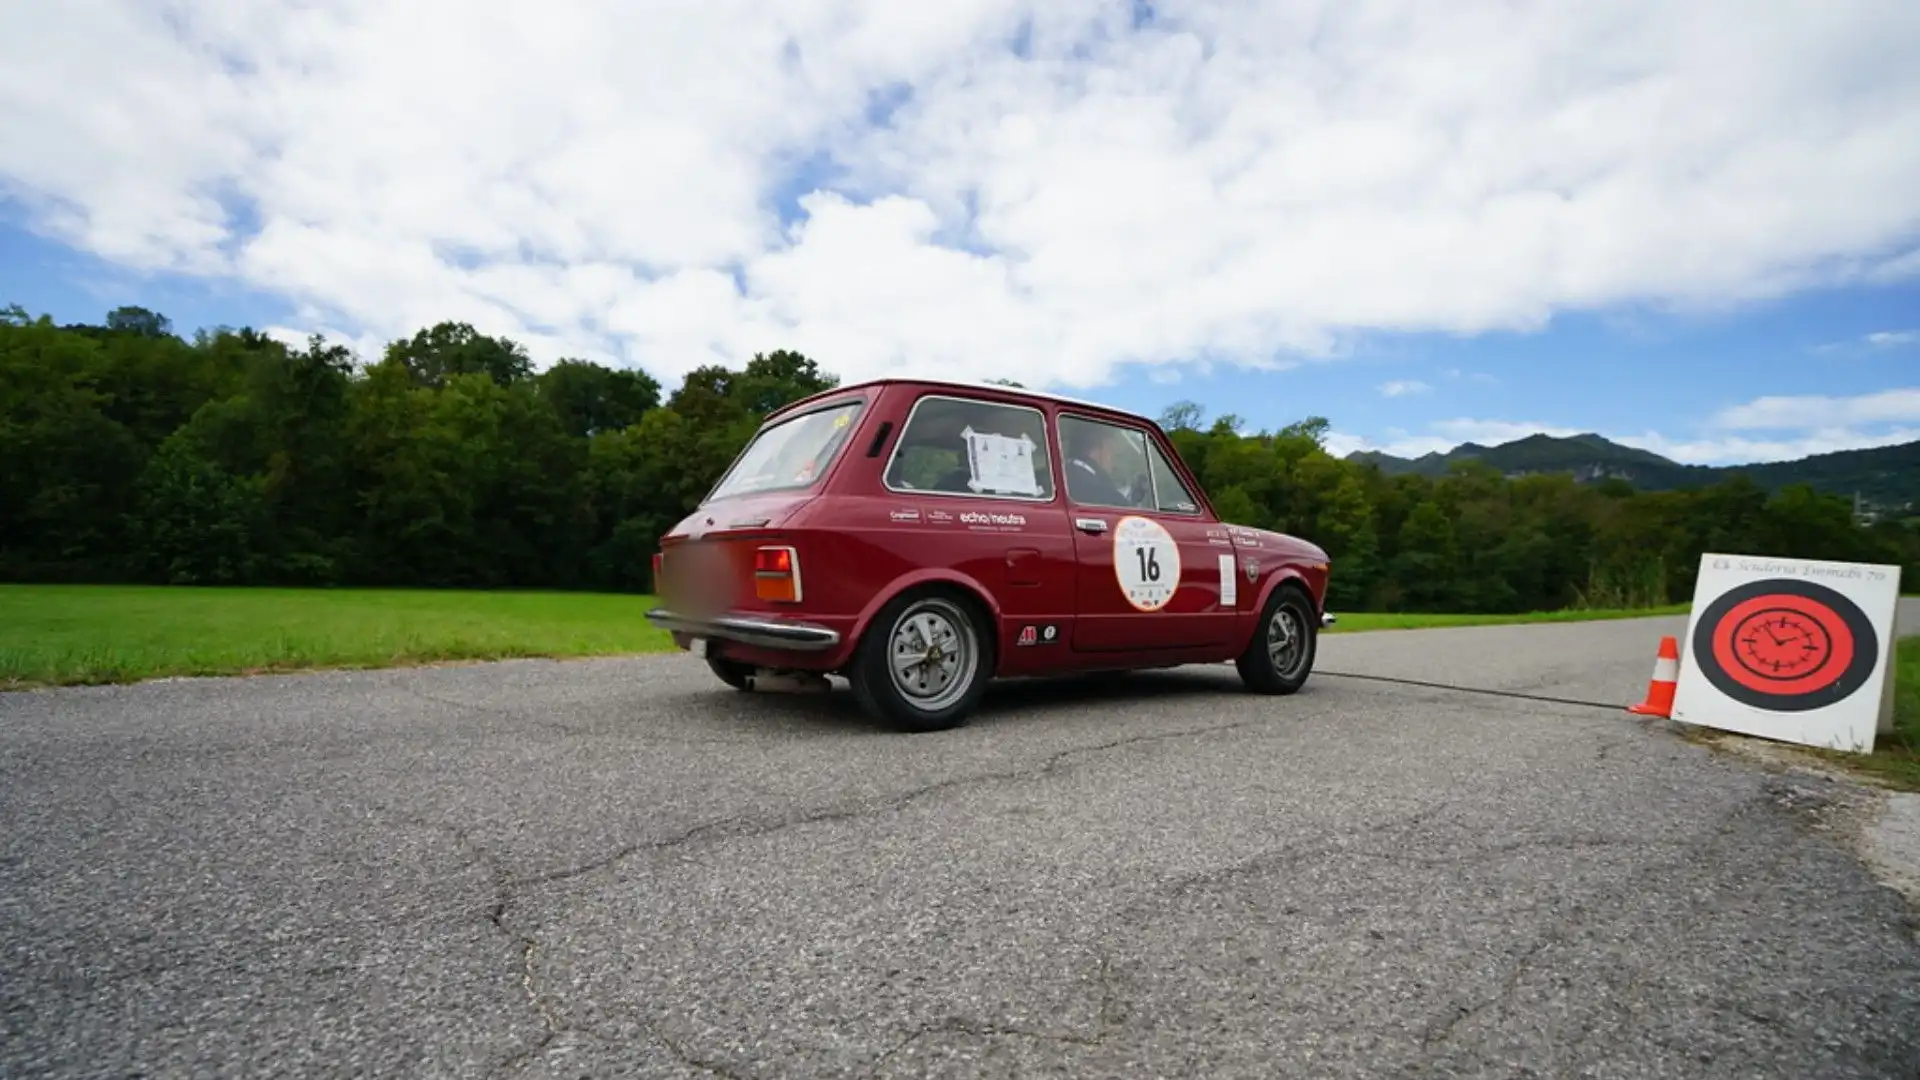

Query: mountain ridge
left=1343, top=433, right=1920, bottom=511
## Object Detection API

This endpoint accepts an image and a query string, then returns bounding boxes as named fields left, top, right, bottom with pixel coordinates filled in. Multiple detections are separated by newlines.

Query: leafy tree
left=2, top=302, right=1915, bottom=607
left=105, top=306, right=172, bottom=338
left=538, top=359, right=661, bottom=438
left=1159, top=400, right=1206, bottom=432
left=384, top=321, right=533, bottom=388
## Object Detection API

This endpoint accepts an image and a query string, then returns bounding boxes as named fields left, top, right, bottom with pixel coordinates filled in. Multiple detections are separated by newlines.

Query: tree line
left=4, top=304, right=1916, bottom=611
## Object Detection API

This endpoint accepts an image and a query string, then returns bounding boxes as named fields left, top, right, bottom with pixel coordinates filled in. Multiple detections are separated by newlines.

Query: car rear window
left=707, top=400, right=864, bottom=500
left=883, top=393, right=1054, bottom=500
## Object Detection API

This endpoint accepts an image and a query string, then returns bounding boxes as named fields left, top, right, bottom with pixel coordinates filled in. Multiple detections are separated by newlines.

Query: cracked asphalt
left=4, top=602, right=1919, bottom=1079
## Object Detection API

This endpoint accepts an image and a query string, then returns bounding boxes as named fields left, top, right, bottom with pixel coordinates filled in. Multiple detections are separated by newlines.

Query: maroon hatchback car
left=647, top=377, right=1333, bottom=731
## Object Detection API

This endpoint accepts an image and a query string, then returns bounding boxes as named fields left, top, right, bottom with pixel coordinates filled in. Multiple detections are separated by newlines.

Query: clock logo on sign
left=1692, top=577, right=1879, bottom=713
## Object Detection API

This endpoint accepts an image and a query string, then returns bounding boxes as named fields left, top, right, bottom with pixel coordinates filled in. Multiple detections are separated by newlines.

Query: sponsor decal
left=1242, top=556, right=1259, bottom=581
left=1016, top=624, right=1060, bottom=646
left=959, top=510, right=1027, bottom=530
left=927, top=509, right=954, bottom=524
left=888, top=508, right=921, bottom=523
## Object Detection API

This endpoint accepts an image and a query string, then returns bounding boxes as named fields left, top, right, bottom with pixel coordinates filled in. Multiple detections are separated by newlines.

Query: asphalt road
left=4, top=602, right=1919, bottom=1079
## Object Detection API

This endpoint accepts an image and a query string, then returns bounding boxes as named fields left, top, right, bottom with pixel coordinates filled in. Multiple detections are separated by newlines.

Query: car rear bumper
left=645, top=607, right=843, bottom=652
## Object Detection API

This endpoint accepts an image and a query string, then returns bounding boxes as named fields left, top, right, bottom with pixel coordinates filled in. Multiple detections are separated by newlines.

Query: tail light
left=753, top=545, right=802, bottom=603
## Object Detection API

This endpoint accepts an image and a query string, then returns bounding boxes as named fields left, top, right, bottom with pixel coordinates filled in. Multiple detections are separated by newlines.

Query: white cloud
left=1429, top=419, right=1583, bottom=443
left=1439, top=368, right=1501, bottom=385
left=1613, top=427, right=1920, bottom=464
left=1327, top=419, right=1579, bottom=459
left=3, top=1, right=1920, bottom=388
left=1377, top=379, right=1432, bottom=397
left=1711, top=387, right=1920, bottom=430
left=1812, top=328, right=1919, bottom=354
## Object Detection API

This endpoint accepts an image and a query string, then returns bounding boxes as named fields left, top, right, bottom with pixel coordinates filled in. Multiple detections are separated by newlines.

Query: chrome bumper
left=645, top=608, right=842, bottom=652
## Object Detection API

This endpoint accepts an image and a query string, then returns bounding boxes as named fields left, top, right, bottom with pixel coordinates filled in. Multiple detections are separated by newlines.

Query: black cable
left=1319, top=670, right=1624, bottom=712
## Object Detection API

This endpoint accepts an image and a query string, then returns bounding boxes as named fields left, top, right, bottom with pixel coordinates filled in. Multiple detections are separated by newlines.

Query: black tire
left=706, top=654, right=755, bottom=691
left=848, top=587, right=994, bottom=732
left=1236, top=585, right=1317, bottom=695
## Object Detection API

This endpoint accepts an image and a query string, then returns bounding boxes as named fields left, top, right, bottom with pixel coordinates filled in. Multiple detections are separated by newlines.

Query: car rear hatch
left=654, top=491, right=818, bottom=618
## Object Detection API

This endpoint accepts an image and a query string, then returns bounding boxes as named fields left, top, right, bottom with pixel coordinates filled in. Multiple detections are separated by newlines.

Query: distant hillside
left=1345, top=433, right=1920, bottom=511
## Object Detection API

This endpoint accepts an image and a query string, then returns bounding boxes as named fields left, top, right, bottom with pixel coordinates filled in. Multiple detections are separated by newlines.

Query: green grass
left=0, top=584, right=675, bottom=689
left=1832, top=636, right=1920, bottom=791
left=1, top=584, right=1698, bottom=690
left=1324, top=604, right=1691, bottom=633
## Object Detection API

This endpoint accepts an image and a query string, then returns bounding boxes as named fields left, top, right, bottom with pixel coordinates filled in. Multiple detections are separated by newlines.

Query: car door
left=875, top=390, right=1079, bottom=671
left=1057, top=412, right=1240, bottom=652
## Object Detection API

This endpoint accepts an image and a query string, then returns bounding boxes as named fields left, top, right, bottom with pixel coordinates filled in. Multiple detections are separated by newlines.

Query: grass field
left=0, top=585, right=674, bottom=688
left=1845, top=636, right=1920, bottom=791
left=1323, top=605, right=1692, bottom=633
left=0, top=584, right=1695, bottom=689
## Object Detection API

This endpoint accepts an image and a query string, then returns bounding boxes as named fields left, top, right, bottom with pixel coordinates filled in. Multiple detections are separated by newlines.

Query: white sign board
left=1669, top=553, right=1902, bottom=754
left=961, top=426, right=1041, bottom=496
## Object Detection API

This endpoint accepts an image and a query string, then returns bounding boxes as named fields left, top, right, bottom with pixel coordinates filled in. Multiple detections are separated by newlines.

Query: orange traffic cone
left=1627, top=635, right=1680, bottom=717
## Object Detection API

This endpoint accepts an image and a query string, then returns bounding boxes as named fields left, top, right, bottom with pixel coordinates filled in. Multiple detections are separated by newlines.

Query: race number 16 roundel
left=1692, top=577, right=1880, bottom=713
left=1113, top=515, right=1180, bottom=612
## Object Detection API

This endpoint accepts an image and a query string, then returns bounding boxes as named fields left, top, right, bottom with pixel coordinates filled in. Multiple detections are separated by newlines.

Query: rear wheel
left=705, top=654, right=756, bottom=690
left=849, top=588, right=993, bottom=732
left=1236, top=585, right=1317, bottom=694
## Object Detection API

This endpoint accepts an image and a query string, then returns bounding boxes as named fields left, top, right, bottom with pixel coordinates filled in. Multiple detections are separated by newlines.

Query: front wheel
left=849, top=589, right=993, bottom=732
left=1236, top=586, right=1317, bottom=695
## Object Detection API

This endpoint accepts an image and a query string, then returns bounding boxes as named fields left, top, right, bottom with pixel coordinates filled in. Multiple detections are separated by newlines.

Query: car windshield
left=706, top=400, right=864, bottom=501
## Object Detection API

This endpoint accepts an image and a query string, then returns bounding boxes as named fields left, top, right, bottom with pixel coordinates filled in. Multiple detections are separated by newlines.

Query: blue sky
left=4, top=1, right=1918, bottom=466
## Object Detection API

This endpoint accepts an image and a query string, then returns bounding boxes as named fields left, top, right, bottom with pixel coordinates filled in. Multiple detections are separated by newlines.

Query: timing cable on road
left=1318, top=670, right=1621, bottom=712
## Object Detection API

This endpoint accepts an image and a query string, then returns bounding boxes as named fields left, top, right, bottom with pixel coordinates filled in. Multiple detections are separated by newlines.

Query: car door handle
left=1074, top=517, right=1108, bottom=534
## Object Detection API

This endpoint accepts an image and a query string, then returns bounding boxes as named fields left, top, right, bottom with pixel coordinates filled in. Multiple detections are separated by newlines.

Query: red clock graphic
left=1692, top=578, right=1878, bottom=712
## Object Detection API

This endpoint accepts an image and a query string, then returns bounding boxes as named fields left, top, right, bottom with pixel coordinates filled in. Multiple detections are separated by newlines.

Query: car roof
left=766, top=376, right=1158, bottom=428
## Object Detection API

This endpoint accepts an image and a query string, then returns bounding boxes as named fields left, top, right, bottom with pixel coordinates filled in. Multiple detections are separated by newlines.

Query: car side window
left=882, top=394, right=1055, bottom=500
left=1146, top=439, right=1201, bottom=514
left=1058, top=414, right=1156, bottom=510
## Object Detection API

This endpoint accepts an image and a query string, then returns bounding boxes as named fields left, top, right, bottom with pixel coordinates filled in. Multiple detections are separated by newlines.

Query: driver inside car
left=1066, top=422, right=1147, bottom=508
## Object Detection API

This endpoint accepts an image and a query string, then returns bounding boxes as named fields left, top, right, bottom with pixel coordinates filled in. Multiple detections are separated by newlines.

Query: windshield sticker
left=961, top=426, right=1041, bottom=497
left=1113, top=515, right=1180, bottom=611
